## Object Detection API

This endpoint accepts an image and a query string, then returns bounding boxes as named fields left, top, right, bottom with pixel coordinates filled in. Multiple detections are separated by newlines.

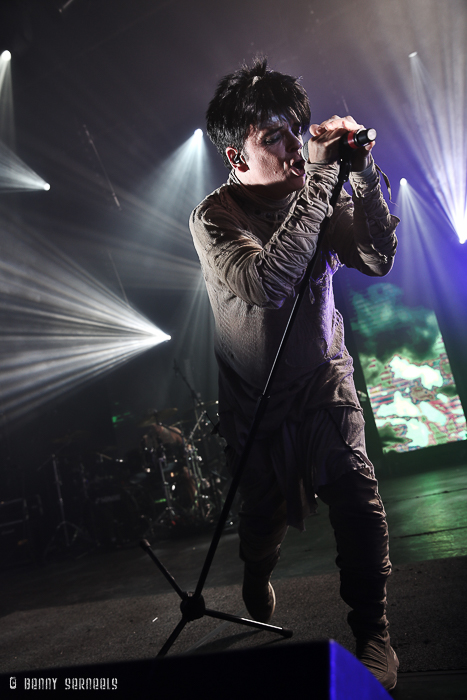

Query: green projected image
left=349, top=283, right=467, bottom=453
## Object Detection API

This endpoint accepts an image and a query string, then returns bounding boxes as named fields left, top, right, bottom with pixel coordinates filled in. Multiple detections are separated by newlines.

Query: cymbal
left=181, top=401, right=219, bottom=421
left=139, top=408, right=179, bottom=427
left=199, top=400, right=218, bottom=409
left=52, top=430, right=89, bottom=444
left=96, top=452, right=113, bottom=461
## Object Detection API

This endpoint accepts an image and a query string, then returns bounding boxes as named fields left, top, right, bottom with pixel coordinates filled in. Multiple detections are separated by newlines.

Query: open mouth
left=290, top=158, right=306, bottom=176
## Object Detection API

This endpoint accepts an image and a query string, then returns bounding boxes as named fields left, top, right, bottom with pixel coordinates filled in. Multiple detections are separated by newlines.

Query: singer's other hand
left=306, top=115, right=374, bottom=172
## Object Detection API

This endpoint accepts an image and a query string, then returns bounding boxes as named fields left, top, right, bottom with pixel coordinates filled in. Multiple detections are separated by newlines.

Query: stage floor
left=1, top=464, right=466, bottom=698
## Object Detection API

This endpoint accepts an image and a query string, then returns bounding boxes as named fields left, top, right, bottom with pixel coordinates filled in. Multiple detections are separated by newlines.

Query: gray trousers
left=228, top=407, right=391, bottom=621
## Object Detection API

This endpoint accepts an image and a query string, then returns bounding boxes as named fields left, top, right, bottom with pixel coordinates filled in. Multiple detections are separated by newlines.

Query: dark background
left=0, top=0, right=466, bottom=516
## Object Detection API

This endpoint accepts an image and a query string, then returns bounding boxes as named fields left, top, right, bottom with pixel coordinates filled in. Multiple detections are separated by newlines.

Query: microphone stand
left=173, top=359, right=217, bottom=432
left=173, top=359, right=201, bottom=408
left=141, top=151, right=353, bottom=656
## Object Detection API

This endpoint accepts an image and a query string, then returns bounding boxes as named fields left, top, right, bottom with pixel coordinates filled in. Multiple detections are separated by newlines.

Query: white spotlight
left=1, top=50, right=11, bottom=61
left=194, top=128, right=203, bottom=139
left=0, top=141, right=52, bottom=192
left=400, top=178, right=408, bottom=187
left=454, top=218, right=467, bottom=245
left=409, top=52, right=418, bottom=58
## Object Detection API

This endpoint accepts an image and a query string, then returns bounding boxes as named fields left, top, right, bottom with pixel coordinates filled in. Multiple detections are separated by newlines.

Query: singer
left=190, top=58, right=399, bottom=691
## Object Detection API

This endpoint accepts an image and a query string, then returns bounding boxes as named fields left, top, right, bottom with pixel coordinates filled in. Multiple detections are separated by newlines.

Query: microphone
left=302, top=127, right=376, bottom=161
left=342, top=128, right=376, bottom=150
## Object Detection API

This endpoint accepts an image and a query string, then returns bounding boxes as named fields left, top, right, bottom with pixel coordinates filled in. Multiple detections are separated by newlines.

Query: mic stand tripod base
left=140, top=539, right=293, bottom=657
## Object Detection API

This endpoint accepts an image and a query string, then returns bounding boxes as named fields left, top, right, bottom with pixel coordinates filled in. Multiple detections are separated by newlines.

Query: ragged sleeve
left=189, top=163, right=340, bottom=309
left=327, top=159, right=399, bottom=276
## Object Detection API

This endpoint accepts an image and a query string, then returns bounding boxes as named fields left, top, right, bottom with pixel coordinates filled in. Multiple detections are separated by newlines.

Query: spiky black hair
left=206, top=57, right=311, bottom=168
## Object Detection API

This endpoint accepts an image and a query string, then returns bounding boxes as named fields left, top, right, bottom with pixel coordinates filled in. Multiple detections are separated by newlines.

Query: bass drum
left=172, top=465, right=197, bottom=509
left=145, top=423, right=186, bottom=461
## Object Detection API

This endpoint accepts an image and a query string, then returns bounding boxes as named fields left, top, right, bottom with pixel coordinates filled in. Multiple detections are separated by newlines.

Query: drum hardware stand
left=188, top=409, right=208, bottom=445
left=148, top=441, right=180, bottom=530
left=41, top=452, right=95, bottom=558
left=142, top=428, right=198, bottom=536
left=173, top=362, right=224, bottom=520
left=173, top=359, right=219, bottom=464
left=142, top=151, right=354, bottom=655
left=183, top=422, right=213, bottom=520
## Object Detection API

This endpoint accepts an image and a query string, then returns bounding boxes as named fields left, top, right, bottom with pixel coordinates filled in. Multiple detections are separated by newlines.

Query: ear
left=226, top=147, right=249, bottom=171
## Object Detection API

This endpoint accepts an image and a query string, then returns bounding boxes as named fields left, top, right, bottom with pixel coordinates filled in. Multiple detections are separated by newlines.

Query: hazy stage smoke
left=0, top=212, right=170, bottom=424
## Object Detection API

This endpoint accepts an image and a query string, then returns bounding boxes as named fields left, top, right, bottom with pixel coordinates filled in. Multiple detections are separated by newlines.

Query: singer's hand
left=306, top=115, right=374, bottom=172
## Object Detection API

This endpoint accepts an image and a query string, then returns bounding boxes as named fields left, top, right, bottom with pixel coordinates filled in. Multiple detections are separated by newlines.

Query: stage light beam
left=140, top=127, right=213, bottom=249
left=0, top=216, right=171, bottom=424
left=454, top=217, right=467, bottom=245
left=0, top=141, right=51, bottom=192
left=409, top=51, right=467, bottom=244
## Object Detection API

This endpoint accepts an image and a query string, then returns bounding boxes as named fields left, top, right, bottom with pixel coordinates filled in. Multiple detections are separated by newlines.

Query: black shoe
left=242, top=570, right=276, bottom=623
left=348, top=611, right=399, bottom=691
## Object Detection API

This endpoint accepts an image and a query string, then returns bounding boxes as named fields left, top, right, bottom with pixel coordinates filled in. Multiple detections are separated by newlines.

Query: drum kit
left=42, top=400, right=231, bottom=554
left=136, top=402, right=226, bottom=535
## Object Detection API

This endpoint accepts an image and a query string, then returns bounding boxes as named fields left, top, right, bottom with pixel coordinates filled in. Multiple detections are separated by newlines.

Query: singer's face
left=239, top=115, right=306, bottom=199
